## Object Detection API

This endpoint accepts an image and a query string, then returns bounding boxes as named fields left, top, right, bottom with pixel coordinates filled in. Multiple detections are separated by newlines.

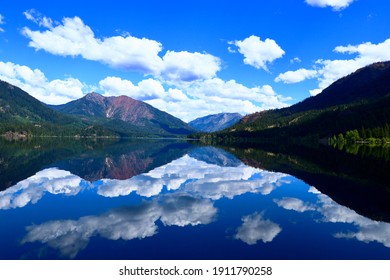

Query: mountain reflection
left=52, top=140, right=192, bottom=181
left=0, top=139, right=191, bottom=190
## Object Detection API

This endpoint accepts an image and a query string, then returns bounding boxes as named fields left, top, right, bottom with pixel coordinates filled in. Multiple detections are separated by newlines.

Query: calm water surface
left=0, top=139, right=389, bottom=259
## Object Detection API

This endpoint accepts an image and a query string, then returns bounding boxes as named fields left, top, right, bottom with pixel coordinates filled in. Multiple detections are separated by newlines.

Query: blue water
left=1, top=141, right=390, bottom=259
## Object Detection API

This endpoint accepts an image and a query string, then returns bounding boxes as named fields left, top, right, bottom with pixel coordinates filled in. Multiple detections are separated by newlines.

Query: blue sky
left=1, top=0, right=390, bottom=121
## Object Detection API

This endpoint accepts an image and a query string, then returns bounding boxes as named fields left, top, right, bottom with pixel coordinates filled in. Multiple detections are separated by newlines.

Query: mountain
left=188, top=113, right=242, bottom=132
left=0, top=80, right=114, bottom=138
left=50, top=92, right=195, bottom=137
left=188, top=146, right=242, bottom=167
left=206, top=61, right=390, bottom=141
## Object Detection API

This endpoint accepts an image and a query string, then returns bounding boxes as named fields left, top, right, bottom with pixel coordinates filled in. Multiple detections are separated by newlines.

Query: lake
left=1, top=138, right=390, bottom=259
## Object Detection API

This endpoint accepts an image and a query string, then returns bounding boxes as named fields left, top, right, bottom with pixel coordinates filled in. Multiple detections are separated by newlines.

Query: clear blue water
left=0, top=140, right=390, bottom=259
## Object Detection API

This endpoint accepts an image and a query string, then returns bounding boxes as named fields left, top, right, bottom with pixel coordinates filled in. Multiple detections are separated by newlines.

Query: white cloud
left=227, top=46, right=236, bottom=53
left=0, top=61, right=87, bottom=104
left=305, top=0, right=355, bottom=10
left=0, top=14, right=5, bottom=32
left=0, top=168, right=84, bottom=210
left=99, top=76, right=165, bottom=100
left=274, top=197, right=316, bottom=212
left=290, top=57, right=302, bottom=64
left=161, top=51, right=221, bottom=83
left=23, top=9, right=54, bottom=28
left=22, top=13, right=221, bottom=84
left=235, top=212, right=282, bottom=245
left=275, top=68, right=318, bottom=84
left=229, top=35, right=285, bottom=71
left=22, top=16, right=164, bottom=74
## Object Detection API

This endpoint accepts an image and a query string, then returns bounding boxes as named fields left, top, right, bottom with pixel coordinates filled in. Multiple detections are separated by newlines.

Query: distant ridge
left=189, top=113, right=242, bottom=132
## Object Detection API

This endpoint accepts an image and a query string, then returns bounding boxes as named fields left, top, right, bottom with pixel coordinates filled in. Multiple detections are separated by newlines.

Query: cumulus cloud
left=274, top=197, right=316, bottom=212
left=23, top=193, right=217, bottom=258
left=21, top=13, right=221, bottom=84
left=188, top=78, right=290, bottom=106
left=0, top=61, right=87, bottom=104
left=160, top=51, right=221, bottom=83
left=99, top=76, right=166, bottom=100
left=0, top=168, right=84, bottom=210
left=305, top=0, right=355, bottom=10
left=275, top=68, right=318, bottom=83
left=235, top=212, right=282, bottom=245
left=229, top=35, right=285, bottom=71
left=22, top=16, right=163, bottom=74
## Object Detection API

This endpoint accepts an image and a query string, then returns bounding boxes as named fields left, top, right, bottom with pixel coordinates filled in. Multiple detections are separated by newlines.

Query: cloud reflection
left=317, top=194, right=390, bottom=248
left=0, top=168, right=85, bottom=210
left=235, top=212, right=282, bottom=245
left=274, top=190, right=390, bottom=248
left=97, top=155, right=290, bottom=200
left=1, top=151, right=291, bottom=211
left=274, top=197, right=315, bottom=213
left=22, top=193, right=217, bottom=258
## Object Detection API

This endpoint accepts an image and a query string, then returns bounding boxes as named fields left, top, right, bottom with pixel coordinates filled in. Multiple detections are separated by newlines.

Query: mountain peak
left=51, top=92, right=195, bottom=136
left=84, top=92, right=105, bottom=102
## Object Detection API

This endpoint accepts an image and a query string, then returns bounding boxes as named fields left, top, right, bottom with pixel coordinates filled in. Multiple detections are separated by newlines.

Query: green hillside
left=0, top=80, right=117, bottom=138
